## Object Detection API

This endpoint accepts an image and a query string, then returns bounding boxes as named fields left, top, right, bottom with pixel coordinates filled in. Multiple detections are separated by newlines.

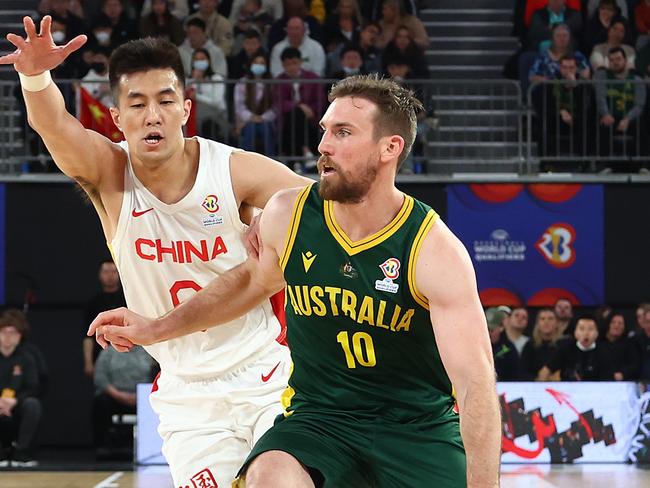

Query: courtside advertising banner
left=447, top=184, right=604, bottom=306
left=499, top=382, right=639, bottom=463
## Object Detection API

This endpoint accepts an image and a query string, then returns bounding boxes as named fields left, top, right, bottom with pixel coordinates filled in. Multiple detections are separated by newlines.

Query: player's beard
left=317, top=154, right=379, bottom=203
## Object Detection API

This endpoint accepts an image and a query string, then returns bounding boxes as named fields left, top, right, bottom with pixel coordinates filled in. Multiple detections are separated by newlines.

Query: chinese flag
left=77, top=86, right=123, bottom=142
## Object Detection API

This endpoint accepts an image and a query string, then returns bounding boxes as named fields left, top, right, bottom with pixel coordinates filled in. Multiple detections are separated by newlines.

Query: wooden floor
left=1, top=464, right=649, bottom=487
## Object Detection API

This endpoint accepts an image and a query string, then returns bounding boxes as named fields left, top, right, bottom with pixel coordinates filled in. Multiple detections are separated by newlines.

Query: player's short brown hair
left=328, top=74, right=423, bottom=169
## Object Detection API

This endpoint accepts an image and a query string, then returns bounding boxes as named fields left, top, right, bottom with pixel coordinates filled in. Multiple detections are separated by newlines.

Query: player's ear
left=379, top=135, right=405, bottom=164
left=109, top=106, right=122, bottom=132
left=182, top=97, right=192, bottom=125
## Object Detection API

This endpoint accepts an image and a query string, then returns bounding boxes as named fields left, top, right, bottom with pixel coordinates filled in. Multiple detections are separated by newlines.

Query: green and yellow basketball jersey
left=279, top=183, right=457, bottom=422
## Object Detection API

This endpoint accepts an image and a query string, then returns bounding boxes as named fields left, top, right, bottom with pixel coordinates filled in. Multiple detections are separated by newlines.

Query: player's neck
left=131, top=138, right=199, bottom=205
left=331, top=179, right=404, bottom=242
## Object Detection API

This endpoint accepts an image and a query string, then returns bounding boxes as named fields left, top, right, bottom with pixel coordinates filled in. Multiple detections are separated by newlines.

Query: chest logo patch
left=302, top=251, right=317, bottom=273
left=202, top=194, right=219, bottom=213
left=201, top=194, right=224, bottom=227
left=375, top=257, right=400, bottom=293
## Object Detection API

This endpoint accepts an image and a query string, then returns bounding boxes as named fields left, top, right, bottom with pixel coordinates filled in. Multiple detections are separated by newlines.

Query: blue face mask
left=193, top=59, right=209, bottom=71
left=250, top=63, right=267, bottom=76
left=342, top=66, right=360, bottom=75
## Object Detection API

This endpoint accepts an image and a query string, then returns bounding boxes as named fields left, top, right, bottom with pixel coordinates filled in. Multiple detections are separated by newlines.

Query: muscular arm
left=1, top=16, right=118, bottom=187
left=90, top=188, right=303, bottom=346
left=416, top=220, right=500, bottom=488
left=230, top=147, right=312, bottom=210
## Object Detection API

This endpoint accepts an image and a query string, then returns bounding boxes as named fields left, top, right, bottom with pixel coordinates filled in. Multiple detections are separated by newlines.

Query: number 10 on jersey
left=336, top=331, right=377, bottom=368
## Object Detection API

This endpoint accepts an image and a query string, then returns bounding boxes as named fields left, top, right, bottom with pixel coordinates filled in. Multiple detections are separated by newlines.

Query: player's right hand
left=88, top=307, right=157, bottom=352
left=0, top=16, right=86, bottom=74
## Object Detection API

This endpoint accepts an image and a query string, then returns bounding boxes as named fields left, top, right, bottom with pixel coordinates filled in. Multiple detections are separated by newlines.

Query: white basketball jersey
left=110, top=137, right=281, bottom=378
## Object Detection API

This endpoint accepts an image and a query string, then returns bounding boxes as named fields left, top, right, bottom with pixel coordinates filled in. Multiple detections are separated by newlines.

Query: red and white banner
left=499, top=382, right=640, bottom=463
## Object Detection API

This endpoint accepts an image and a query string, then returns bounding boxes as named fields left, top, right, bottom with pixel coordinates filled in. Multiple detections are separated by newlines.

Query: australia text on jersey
left=134, top=236, right=228, bottom=263
left=286, top=284, right=415, bottom=333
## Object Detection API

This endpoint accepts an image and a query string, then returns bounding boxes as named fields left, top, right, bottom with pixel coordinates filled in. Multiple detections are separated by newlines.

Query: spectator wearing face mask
left=187, top=48, right=229, bottom=142
left=329, top=44, right=366, bottom=80
left=179, top=17, right=228, bottom=78
left=234, top=50, right=276, bottom=154
left=80, top=49, right=113, bottom=107
left=89, top=0, right=137, bottom=55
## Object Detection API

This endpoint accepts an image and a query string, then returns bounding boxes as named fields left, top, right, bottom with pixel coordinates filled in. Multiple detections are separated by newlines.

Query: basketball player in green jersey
left=90, top=75, right=501, bottom=487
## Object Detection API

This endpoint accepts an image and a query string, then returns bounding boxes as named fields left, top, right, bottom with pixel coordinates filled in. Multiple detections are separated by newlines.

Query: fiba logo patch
left=535, top=223, right=576, bottom=268
left=379, top=258, right=400, bottom=280
left=375, top=258, right=400, bottom=294
left=202, top=194, right=219, bottom=213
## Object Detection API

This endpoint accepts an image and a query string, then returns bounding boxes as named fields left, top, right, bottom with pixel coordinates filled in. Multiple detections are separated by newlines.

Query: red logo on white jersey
left=190, top=468, right=218, bottom=488
left=135, top=236, right=228, bottom=263
left=202, top=194, right=219, bottom=213
left=132, top=208, right=154, bottom=218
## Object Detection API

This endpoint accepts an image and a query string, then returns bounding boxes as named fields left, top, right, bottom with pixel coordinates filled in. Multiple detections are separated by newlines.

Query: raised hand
left=0, top=15, right=86, bottom=75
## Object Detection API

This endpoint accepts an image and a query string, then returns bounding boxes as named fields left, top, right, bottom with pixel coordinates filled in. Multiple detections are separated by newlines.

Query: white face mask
left=342, top=66, right=359, bottom=75
left=52, top=31, right=65, bottom=43
left=193, top=59, right=210, bottom=71
left=250, top=63, right=266, bottom=76
left=95, top=31, right=111, bottom=45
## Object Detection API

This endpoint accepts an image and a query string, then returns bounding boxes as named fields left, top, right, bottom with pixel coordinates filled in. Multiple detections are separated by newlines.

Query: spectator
left=529, top=24, right=590, bottom=84
left=486, top=307, right=520, bottom=381
left=585, top=0, right=627, bottom=19
left=583, top=0, right=620, bottom=55
left=590, top=17, right=635, bottom=70
left=554, top=297, right=574, bottom=337
left=270, top=16, right=326, bottom=77
left=327, top=21, right=382, bottom=77
left=531, top=54, right=594, bottom=163
left=635, top=302, right=650, bottom=336
left=179, top=17, right=228, bottom=78
left=636, top=0, right=650, bottom=49
left=230, top=28, right=267, bottom=79
left=80, top=49, right=113, bottom=107
left=39, top=0, right=87, bottom=40
left=600, top=312, right=640, bottom=380
left=229, top=0, right=283, bottom=24
left=382, top=24, right=429, bottom=79
left=93, top=346, right=153, bottom=454
left=48, top=15, right=88, bottom=79
left=322, top=0, right=363, bottom=55
left=358, top=0, right=418, bottom=21
left=140, top=0, right=190, bottom=20
left=187, top=47, right=229, bottom=141
left=138, top=0, right=185, bottom=46
left=545, top=315, right=615, bottom=381
left=634, top=308, right=650, bottom=380
left=273, top=47, right=324, bottom=171
left=230, top=0, right=274, bottom=54
left=2, top=310, right=49, bottom=399
left=594, top=47, right=646, bottom=165
left=0, top=318, right=41, bottom=467
left=528, top=0, right=582, bottom=52
left=234, top=50, right=276, bottom=154
left=504, top=306, right=530, bottom=355
left=88, top=0, right=137, bottom=55
left=521, top=308, right=561, bottom=380
left=267, top=0, right=323, bottom=49
left=185, top=0, right=234, bottom=56
left=329, top=44, right=366, bottom=80
left=376, top=0, right=429, bottom=50
left=82, top=260, right=126, bottom=379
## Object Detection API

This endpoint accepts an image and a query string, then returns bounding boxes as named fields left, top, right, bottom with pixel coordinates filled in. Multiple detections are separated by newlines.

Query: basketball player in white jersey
left=0, top=17, right=312, bottom=487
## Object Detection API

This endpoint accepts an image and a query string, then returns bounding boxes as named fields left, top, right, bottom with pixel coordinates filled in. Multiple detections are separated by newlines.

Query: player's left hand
left=88, top=307, right=156, bottom=351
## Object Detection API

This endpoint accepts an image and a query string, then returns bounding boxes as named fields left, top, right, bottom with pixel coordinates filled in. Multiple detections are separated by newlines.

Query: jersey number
left=336, top=331, right=376, bottom=369
left=169, top=280, right=202, bottom=307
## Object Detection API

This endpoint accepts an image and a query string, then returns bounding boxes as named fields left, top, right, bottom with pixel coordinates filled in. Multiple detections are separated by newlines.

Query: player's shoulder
left=266, top=183, right=314, bottom=216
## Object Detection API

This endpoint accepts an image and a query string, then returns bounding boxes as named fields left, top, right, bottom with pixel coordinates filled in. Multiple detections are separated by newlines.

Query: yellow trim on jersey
left=107, top=243, right=116, bottom=262
left=279, top=184, right=313, bottom=271
left=407, top=209, right=439, bottom=310
left=324, top=195, right=414, bottom=256
left=280, top=362, right=296, bottom=417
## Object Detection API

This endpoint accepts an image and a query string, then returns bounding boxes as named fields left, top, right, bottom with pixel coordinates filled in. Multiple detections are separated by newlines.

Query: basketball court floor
left=1, top=463, right=649, bottom=487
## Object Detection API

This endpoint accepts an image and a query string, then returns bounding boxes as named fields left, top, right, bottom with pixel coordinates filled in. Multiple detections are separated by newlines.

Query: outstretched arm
left=0, top=16, right=118, bottom=186
left=88, top=187, right=303, bottom=348
left=416, top=219, right=501, bottom=488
